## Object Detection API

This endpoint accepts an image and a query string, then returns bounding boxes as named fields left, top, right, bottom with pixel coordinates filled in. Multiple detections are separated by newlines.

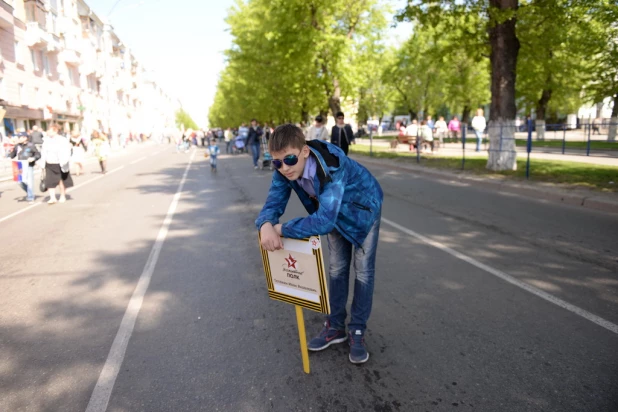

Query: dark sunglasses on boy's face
left=272, top=152, right=301, bottom=169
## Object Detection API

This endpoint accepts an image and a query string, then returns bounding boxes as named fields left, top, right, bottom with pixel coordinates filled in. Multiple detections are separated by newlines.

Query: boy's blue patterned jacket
left=255, top=140, right=383, bottom=248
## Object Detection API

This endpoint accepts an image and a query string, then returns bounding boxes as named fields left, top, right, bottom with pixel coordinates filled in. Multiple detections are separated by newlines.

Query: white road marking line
left=129, top=156, right=147, bottom=165
left=381, top=217, right=618, bottom=335
left=85, top=150, right=196, bottom=412
left=0, top=166, right=124, bottom=224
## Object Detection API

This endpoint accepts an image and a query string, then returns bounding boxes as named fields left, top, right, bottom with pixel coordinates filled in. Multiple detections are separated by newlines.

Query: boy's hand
left=260, top=223, right=283, bottom=251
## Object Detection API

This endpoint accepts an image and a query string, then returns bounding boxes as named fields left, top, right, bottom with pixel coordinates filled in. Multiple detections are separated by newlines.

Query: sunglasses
left=272, top=152, right=301, bottom=169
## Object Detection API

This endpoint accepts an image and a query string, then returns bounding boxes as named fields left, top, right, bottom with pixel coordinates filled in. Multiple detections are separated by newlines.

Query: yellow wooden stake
left=295, top=305, right=310, bottom=374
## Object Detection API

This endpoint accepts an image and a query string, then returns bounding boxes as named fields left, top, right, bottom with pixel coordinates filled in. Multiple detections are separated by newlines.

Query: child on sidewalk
left=256, top=124, right=383, bottom=364
left=207, top=139, right=220, bottom=172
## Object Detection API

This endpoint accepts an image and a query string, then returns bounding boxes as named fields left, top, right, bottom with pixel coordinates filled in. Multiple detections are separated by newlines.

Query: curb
left=353, top=155, right=618, bottom=215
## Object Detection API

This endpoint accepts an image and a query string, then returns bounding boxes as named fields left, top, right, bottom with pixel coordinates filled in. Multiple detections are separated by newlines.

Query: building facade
left=0, top=0, right=177, bottom=140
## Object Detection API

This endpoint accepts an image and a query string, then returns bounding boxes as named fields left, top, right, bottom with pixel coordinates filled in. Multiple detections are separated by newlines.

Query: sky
left=86, top=0, right=411, bottom=128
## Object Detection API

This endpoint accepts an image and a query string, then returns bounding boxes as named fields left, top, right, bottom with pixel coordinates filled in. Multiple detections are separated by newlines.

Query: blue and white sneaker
left=348, top=329, right=369, bottom=364
left=307, top=321, right=347, bottom=351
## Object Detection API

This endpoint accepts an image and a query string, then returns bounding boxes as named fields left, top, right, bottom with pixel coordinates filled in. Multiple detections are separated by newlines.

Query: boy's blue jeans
left=19, top=165, right=35, bottom=201
left=327, top=214, right=381, bottom=333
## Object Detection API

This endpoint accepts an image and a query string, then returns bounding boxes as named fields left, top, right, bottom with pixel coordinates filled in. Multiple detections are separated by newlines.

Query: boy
left=9, top=133, right=40, bottom=204
left=256, top=124, right=383, bottom=364
left=207, top=139, right=220, bottom=172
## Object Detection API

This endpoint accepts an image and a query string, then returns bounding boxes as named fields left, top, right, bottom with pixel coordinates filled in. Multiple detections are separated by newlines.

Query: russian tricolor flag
left=12, top=160, right=25, bottom=182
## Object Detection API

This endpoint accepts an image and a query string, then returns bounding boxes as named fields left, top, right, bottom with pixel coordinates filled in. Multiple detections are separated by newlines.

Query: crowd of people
left=395, top=109, right=487, bottom=153
left=5, top=125, right=116, bottom=205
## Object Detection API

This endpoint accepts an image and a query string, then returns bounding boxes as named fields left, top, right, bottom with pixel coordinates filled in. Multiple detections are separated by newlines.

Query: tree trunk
left=486, top=0, right=520, bottom=171
left=328, top=78, right=342, bottom=117
left=535, top=87, right=552, bottom=141
left=608, top=94, right=617, bottom=142
left=461, top=105, right=471, bottom=124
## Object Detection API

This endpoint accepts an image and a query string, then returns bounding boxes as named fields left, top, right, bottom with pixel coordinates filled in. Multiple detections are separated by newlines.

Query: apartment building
left=0, top=0, right=177, bottom=139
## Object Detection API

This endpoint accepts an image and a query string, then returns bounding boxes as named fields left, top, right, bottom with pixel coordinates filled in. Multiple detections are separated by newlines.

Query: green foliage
left=208, top=0, right=388, bottom=127
left=384, top=12, right=490, bottom=120
left=176, top=108, right=198, bottom=130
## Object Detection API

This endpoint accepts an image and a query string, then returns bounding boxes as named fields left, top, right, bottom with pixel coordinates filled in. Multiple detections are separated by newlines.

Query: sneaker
left=47, top=198, right=57, bottom=205
left=58, top=196, right=66, bottom=203
left=307, top=321, right=347, bottom=351
left=254, top=166, right=258, bottom=170
left=28, top=200, right=35, bottom=205
left=348, top=329, right=369, bottom=364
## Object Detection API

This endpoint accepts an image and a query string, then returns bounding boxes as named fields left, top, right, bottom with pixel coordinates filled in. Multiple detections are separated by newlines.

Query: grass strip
left=349, top=145, right=618, bottom=192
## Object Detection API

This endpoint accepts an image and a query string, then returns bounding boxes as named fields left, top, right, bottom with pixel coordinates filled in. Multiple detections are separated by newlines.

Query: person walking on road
left=471, top=109, right=487, bottom=152
left=91, top=131, right=111, bottom=174
left=207, top=139, right=220, bottom=172
left=31, top=126, right=44, bottom=151
left=257, top=124, right=383, bottom=364
left=224, top=128, right=234, bottom=154
left=247, top=119, right=263, bottom=169
left=40, top=124, right=73, bottom=204
left=69, top=131, right=86, bottom=176
left=9, top=133, right=40, bottom=204
left=306, top=115, right=329, bottom=141
left=330, top=111, right=353, bottom=155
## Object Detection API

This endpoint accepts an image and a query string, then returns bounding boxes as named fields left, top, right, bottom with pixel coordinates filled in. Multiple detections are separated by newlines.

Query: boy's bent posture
left=256, top=124, right=383, bottom=364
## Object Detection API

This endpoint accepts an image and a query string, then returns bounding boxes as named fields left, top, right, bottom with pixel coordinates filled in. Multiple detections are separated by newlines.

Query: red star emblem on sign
left=311, top=239, right=318, bottom=247
left=285, top=254, right=297, bottom=269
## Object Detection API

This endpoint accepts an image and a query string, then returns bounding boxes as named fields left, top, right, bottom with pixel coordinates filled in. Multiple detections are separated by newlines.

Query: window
left=26, top=5, right=36, bottom=22
left=14, top=41, right=22, bottom=65
left=18, top=83, right=25, bottom=105
left=43, top=53, right=50, bottom=75
left=30, top=49, right=39, bottom=71
left=51, top=13, right=57, bottom=34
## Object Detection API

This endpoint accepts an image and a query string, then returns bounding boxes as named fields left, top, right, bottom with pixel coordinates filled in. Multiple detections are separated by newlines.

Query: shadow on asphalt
left=1, top=149, right=617, bottom=412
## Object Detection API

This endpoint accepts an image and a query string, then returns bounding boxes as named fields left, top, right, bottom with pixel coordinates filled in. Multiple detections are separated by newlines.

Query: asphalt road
left=0, top=143, right=616, bottom=412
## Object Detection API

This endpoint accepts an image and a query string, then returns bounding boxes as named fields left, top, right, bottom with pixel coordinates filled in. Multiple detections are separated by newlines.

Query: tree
left=516, top=0, right=603, bottom=139
left=581, top=1, right=618, bottom=141
left=176, top=108, right=198, bottom=130
left=208, top=0, right=388, bottom=126
left=398, top=0, right=520, bottom=171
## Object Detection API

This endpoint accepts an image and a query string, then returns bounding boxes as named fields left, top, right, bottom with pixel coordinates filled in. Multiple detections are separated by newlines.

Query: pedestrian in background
left=434, top=116, right=447, bottom=150
left=448, top=116, right=461, bottom=142
left=41, top=124, right=73, bottom=204
left=91, top=131, right=111, bottom=174
left=426, top=115, right=434, bottom=131
left=419, top=120, right=434, bottom=153
left=257, top=124, right=383, bottom=364
left=331, top=111, right=353, bottom=155
left=471, top=109, right=486, bottom=152
left=247, top=119, right=263, bottom=169
left=9, top=132, right=40, bottom=204
left=224, top=127, right=233, bottom=154
left=31, top=126, right=44, bottom=151
left=207, top=138, right=220, bottom=172
left=306, top=115, right=329, bottom=141
left=405, top=120, right=418, bottom=151
left=69, top=131, right=86, bottom=176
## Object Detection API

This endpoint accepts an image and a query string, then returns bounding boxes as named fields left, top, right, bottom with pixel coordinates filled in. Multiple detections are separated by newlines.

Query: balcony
left=0, top=1, right=13, bottom=29
left=59, top=49, right=79, bottom=64
left=25, top=22, right=49, bottom=47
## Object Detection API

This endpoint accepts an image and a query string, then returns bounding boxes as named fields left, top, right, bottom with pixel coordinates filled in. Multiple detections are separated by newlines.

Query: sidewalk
left=351, top=153, right=618, bottom=214
left=354, top=139, right=618, bottom=167
left=0, top=141, right=159, bottom=182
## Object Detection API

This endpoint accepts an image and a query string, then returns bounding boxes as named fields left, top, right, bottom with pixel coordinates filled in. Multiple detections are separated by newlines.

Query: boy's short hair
left=336, top=111, right=344, bottom=118
left=269, top=124, right=306, bottom=153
